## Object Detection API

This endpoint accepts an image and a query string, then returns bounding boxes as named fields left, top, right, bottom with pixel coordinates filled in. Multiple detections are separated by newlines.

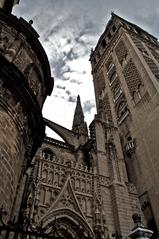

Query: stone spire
left=72, top=95, right=88, bottom=141
left=0, top=0, right=20, bottom=13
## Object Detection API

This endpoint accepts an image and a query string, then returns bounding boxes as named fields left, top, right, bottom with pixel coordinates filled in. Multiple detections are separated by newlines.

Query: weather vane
left=0, top=0, right=20, bottom=12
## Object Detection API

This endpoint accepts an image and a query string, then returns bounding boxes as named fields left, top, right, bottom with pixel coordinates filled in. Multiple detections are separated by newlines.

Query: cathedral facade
left=0, top=2, right=159, bottom=239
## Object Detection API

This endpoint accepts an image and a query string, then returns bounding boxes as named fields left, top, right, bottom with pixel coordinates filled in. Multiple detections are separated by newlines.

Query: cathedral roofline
left=44, top=136, right=75, bottom=151
left=44, top=118, right=80, bottom=147
left=111, top=12, right=157, bottom=40
left=72, top=95, right=88, bottom=138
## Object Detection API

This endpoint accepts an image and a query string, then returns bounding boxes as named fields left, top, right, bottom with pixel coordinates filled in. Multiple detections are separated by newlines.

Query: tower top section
left=72, top=95, right=88, bottom=140
left=72, top=95, right=85, bottom=131
left=90, top=13, right=158, bottom=67
left=0, top=0, right=20, bottom=13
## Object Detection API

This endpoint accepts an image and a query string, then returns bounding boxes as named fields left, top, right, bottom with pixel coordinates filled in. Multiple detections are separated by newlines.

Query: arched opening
left=109, top=70, right=117, bottom=84
left=41, top=209, right=94, bottom=239
left=113, top=83, right=122, bottom=101
left=116, top=100, right=129, bottom=124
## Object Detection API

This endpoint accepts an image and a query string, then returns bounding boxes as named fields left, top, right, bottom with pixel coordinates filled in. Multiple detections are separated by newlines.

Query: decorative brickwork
left=130, top=35, right=147, bottom=53
left=32, top=148, right=93, bottom=227
left=148, top=46, right=159, bottom=64
left=115, top=40, right=128, bottom=65
left=131, top=35, right=159, bottom=82
left=123, top=59, right=142, bottom=97
left=144, top=55, right=159, bottom=80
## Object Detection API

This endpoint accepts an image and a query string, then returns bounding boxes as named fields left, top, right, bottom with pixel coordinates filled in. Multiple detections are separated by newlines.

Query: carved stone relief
left=0, top=21, right=45, bottom=106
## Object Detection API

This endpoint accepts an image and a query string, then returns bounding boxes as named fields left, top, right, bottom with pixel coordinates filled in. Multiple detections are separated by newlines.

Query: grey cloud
left=44, top=24, right=62, bottom=42
left=56, top=85, right=66, bottom=90
left=54, top=95, right=65, bottom=100
left=62, top=75, right=70, bottom=81
left=70, top=79, right=82, bottom=84
left=68, top=96, right=77, bottom=103
left=63, top=48, right=79, bottom=61
left=62, top=65, right=73, bottom=74
left=50, top=57, right=71, bottom=81
left=50, top=57, right=66, bottom=80
left=67, top=39, right=72, bottom=44
left=83, top=101, right=95, bottom=114
left=134, top=12, right=159, bottom=38
left=66, top=90, right=71, bottom=96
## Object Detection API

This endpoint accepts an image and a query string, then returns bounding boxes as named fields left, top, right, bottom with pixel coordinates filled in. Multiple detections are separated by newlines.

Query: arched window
left=117, top=101, right=129, bottom=123
left=109, top=71, right=117, bottom=84
left=114, top=84, right=120, bottom=94
left=42, top=149, right=55, bottom=161
left=107, top=62, right=114, bottom=72
left=113, top=83, right=122, bottom=100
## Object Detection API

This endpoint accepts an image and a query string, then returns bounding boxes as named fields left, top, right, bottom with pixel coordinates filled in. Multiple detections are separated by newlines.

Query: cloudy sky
left=13, top=0, right=159, bottom=138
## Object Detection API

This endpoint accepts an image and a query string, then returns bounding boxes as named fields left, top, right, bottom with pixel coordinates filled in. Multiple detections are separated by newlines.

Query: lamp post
left=128, top=214, right=153, bottom=239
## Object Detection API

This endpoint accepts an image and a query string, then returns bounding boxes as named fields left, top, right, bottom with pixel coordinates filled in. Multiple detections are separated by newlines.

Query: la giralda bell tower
left=90, top=13, right=159, bottom=234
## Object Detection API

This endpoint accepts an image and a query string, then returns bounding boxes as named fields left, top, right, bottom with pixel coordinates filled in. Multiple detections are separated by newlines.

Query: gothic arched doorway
left=41, top=208, right=94, bottom=239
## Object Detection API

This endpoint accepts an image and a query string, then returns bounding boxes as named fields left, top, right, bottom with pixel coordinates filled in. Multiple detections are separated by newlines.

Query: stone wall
left=0, top=8, right=53, bottom=220
left=0, top=108, right=25, bottom=217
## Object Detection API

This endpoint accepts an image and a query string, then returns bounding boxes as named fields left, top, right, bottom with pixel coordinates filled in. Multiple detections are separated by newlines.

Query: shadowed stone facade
left=23, top=95, right=142, bottom=239
left=0, top=3, right=53, bottom=220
